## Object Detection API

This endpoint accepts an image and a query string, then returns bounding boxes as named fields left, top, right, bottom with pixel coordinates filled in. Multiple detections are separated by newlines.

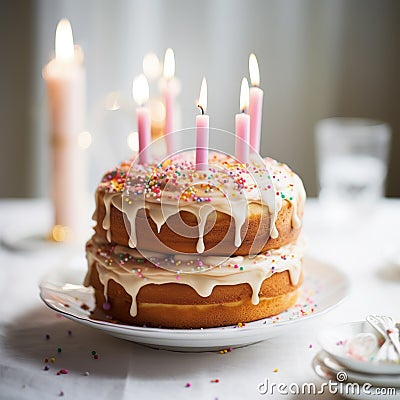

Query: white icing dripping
left=270, top=192, right=282, bottom=239
left=233, top=200, right=247, bottom=247
left=101, top=193, right=120, bottom=242
left=124, top=201, right=145, bottom=248
left=291, top=173, right=307, bottom=230
left=196, top=204, right=214, bottom=253
left=291, top=199, right=301, bottom=229
left=148, top=204, right=178, bottom=233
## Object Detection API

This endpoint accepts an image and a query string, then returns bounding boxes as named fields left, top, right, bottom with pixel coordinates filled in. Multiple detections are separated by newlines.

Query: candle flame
left=55, top=19, right=75, bottom=61
left=240, top=77, right=250, bottom=112
left=132, top=74, right=149, bottom=106
left=143, top=52, right=161, bottom=80
left=249, top=53, right=260, bottom=87
left=163, top=48, right=175, bottom=80
left=197, top=77, right=207, bottom=114
left=51, top=225, right=70, bottom=242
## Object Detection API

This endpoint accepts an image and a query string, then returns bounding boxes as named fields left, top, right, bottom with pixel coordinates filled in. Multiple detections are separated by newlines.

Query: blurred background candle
left=248, top=53, right=263, bottom=154
left=235, top=78, right=250, bottom=164
left=42, top=18, right=86, bottom=243
left=163, top=48, right=175, bottom=156
left=196, top=77, right=209, bottom=170
left=132, top=74, right=151, bottom=164
left=142, top=52, right=164, bottom=141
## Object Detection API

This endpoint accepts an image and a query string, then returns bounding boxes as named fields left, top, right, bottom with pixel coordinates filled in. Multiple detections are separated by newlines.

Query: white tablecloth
left=0, top=198, right=399, bottom=400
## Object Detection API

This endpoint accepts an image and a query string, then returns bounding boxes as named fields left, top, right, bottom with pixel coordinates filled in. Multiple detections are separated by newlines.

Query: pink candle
left=248, top=54, right=264, bottom=153
left=163, top=48, right=175, bottom=156
left=132, top=74, right=151, bottom=164
left=235, top=78, right=250, bottom=164
left=196, top=77, right=209, bottom=170
left=42, top=19, right=86, bottom=243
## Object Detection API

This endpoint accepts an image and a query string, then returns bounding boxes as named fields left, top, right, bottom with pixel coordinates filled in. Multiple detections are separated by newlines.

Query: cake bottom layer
left=84, top=235, right=304, bottom=328
left=86, top=262, right=302, bottom=328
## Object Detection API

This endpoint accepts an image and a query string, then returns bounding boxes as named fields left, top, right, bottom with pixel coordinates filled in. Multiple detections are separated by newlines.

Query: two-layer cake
left=84, top=152, right=306, bottom=328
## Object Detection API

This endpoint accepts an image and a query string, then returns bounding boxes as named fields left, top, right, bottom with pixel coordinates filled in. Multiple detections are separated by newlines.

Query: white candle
left=163, top=48, right=175, bottom=156
left=249, top=53, right=264, bottom=153
left=42, top=19, right=86, bottom=243
left=132, top=74, right=151, bottom=164
left=235, top=78, right=250, bottom=164
left=196, top=77, right=209, bottom=171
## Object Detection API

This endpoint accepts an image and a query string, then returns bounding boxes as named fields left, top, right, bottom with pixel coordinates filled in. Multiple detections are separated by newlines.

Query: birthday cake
left=84, top=152, right=306, bottom=328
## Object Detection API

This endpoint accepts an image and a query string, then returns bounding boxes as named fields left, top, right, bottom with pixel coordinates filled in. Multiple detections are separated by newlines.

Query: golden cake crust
left=87, top=261, right=303, bottom=328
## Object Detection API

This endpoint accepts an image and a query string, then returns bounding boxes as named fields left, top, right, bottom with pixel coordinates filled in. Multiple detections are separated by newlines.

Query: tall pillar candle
left=248, top=53, right=264, bottom=153
left=42, top=19, right=86, bottom=243
left=163, top=48, right=175, bottom=156
left=196, top=77, right=209, bottom=170
left=132, top=74, right=151, bottom=164
left=235, top=78, right=250, bottom=164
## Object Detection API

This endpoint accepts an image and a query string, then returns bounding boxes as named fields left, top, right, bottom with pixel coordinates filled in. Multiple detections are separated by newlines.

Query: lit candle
left=248, top=53, right=264, bottom=153
left=235, top=78, right=250, bottom=164
left=132, top=74, right=151, bottom=164
left=196, top=77, right=209, bottom=170
left=163, top=48, right=175, bottom=156
left=42, top=19, right=86, bottom=243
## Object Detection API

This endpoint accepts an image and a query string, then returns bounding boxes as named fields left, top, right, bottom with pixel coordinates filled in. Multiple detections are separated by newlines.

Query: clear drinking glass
left=315, top=118, right=391, bottom=221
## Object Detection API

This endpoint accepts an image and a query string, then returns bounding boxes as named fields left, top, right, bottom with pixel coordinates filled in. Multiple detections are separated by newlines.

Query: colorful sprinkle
left=219, top=347, right=233, bottom=354
left=57, top=369, right=69, bottom=375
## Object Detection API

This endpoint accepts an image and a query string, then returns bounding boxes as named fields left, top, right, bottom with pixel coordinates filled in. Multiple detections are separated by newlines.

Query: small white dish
left=313, top=351, right=400, bottom=396
left=319, top=321, right=400, bottom=374
left=40, top=257, right=349, bottom=352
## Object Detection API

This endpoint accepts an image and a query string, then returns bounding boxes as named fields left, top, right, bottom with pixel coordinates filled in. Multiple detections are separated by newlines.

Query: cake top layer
left=96, top=152, right=306, bottom=253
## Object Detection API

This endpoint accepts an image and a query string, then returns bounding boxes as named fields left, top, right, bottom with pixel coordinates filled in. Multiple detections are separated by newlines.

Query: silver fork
left=379, top=315, right=400, bottom=357
left=367, top=315, right=400, bottom=362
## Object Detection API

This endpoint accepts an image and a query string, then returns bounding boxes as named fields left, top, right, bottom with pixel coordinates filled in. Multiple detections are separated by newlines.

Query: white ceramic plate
left=313, top=351, right=400, bottom=398
left=40, top=257, right=349, bottom=352
left=319, top=321, right=400, bottom=374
